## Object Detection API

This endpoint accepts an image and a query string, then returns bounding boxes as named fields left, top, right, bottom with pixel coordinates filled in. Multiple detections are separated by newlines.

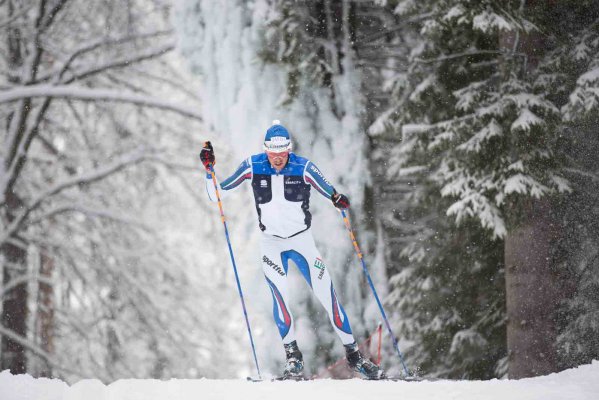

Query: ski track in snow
left=1, top=361, right=597, bottom=400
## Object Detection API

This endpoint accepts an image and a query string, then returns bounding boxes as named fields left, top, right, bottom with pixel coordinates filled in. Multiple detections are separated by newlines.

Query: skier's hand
left=332, top=192, right=350, bottom=209
left=200, top=141, right=215, bottom=171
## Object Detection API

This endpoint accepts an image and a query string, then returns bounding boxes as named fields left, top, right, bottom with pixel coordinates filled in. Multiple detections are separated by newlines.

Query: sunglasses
left=266, top=150, right=290, bottom=157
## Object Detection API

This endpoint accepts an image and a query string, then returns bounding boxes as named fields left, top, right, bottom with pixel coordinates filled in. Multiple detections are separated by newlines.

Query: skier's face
left=266, top=150, right=289, bottom=171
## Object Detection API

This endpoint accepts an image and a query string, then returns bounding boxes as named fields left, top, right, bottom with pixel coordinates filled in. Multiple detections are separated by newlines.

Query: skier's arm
left=205, top=158, right=252, bottom=202
left=304, top=161, right=336, bottom=199
left=304, top=161, right=350, bottom=209
left=304, top=161, right=336, bottom=198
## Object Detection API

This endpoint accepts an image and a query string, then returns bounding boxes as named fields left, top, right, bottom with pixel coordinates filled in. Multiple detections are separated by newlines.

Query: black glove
left=332, top=192, right=350, bottom=209
left=200, top=141, right=215, bottom=171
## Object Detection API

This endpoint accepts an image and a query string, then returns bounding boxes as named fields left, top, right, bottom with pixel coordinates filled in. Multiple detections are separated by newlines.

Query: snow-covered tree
left=377, top=0, right=599, bottom=378
left=536, top=6, right=599, bottom=369
left=0, top=0, right=237, bottom=382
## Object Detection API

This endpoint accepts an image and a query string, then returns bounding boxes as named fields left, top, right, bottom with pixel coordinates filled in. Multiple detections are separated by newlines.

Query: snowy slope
left=1, top=361, right=598, bottom=400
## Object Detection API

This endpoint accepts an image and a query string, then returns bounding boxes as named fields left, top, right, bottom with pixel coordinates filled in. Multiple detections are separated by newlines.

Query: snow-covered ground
left=2, top=361, right=597, bottom=400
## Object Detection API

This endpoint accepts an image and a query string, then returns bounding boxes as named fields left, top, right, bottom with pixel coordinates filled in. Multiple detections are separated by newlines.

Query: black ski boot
left=282, top=341, right=305, bottom=380
left=345, top=342, right=386, bottom=380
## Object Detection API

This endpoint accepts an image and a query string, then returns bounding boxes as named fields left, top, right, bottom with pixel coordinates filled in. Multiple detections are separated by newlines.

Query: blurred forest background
left=1, top=0, right=598, bottom=383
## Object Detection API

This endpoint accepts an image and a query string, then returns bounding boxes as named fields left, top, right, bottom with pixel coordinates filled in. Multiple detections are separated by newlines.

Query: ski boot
left=345, top=342, right=386, bottom=380
left=282, top=340, right=305, bottom=380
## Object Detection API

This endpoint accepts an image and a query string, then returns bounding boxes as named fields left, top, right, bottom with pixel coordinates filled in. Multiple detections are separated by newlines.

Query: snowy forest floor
left=1, top=361, right=598, bottom=400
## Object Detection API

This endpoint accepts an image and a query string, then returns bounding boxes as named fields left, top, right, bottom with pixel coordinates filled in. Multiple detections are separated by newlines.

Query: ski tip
left=274, top=375, right=309, bottom=382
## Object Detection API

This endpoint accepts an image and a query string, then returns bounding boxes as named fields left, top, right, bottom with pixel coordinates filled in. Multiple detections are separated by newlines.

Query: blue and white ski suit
left=205, top=152, right=355, bottom=345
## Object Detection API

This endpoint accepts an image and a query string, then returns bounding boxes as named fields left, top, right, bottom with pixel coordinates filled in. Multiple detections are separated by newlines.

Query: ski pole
left=207, top=162, right=261, bottom=380
left=340, top=209, right=410, bottom=377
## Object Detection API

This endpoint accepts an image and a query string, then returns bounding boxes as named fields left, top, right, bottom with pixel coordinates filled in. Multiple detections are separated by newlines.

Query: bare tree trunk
left=1, top=0, right=30, bottom=373
left=505, top=199, right=560, bottom=378
left=37, top=252, right=54, bottom=377
left=1, top=195, right=28, bottom=374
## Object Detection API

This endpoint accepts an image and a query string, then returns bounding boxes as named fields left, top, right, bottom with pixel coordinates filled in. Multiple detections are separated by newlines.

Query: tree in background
left=1, top=0, right=238, bottom=382
left=536, top=1, right=599, bottom=370
left=377, top=0, right=599, bottom=378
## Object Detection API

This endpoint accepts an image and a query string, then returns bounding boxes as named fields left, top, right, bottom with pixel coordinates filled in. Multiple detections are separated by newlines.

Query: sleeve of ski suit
left=205, top=158, right=252, bottom=202
left=303, top=161, right=336, bottom=199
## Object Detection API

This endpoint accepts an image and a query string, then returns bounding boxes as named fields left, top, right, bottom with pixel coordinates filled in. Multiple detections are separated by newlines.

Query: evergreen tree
left=535, top=3, right=599, bottom=368
left=380, top=0, right=599, bottom=378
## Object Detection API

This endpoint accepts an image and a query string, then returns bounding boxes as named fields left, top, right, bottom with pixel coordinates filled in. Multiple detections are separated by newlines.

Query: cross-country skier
left=200, top=121, right=385, bottom=380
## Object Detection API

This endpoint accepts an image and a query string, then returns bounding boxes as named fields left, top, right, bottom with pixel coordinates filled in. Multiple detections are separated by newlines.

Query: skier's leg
left=261, top=234, right=305, bottom=378
left=260, top=234, right=296, bottom=345
left=284, top=231, right=385, bottom=379
left=281, top=231, right=355, bottom=345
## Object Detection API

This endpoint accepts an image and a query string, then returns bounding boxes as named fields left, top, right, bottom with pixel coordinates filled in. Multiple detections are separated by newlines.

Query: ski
left=247, top=375, right=308, bottom=382
left=247, top=375, right=418, bottom=382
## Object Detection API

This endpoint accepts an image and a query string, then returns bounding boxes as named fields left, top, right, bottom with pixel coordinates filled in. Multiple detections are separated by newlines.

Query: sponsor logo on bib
left=313, top=257, right=326, bottom=280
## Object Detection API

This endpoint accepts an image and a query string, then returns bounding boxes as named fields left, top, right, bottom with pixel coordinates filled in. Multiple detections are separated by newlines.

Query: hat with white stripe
left=263, top=120, right=292, bottom=153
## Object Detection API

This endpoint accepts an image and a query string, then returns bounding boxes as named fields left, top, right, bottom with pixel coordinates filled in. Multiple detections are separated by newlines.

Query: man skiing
left=200, top=121, right=384, bottom=380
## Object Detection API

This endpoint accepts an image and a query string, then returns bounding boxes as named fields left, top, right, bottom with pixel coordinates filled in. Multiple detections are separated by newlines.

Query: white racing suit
left=205, top=152, right=355, bottom=345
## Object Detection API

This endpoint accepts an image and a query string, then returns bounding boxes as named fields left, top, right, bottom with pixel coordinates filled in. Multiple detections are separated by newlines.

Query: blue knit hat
left=263, top=120, right=292, bottom=153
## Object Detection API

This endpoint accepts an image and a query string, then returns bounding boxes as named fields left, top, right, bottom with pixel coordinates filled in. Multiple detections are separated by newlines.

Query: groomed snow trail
left=1, top=361, right=597, bottom=400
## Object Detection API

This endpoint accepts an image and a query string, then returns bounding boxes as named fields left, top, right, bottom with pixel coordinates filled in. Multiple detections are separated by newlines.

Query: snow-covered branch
left=0, top=324, right=82, bottom=378
left=127, top=67, right=200, bottom=100
left=0, top=147, right=148, bottom=247
left=563, top=167, right=599, bottom=183
left=414, top=50, right=519, bottom=64
left=37, top=30, right=173, bottom=82
left=0, top=84, right=203, bottom=120
left=356, top=12, right=436, bottom=45
left=2, top=98, right=53, bottom=207
left=27, top=204, right=152, bottom=231
left=0, top=274, right=53, bottom=299
left=61, top=42, right=175, bottom=83
left=39, top=0, right=70, bottom=31
left=145, top=154, right=198, bottom=172
left=0, top=4, right=33, bottom=29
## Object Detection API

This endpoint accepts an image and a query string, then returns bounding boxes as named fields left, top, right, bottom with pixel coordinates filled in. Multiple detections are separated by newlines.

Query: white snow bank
left=1, top=361, right=598, bottom=400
